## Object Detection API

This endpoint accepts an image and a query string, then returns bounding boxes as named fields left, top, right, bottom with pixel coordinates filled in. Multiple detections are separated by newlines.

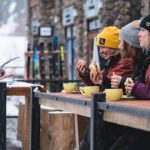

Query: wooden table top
left=6, top=82, right=45, bottom=96
left=39, top=92, right=92, bottom=117
left=47, top=92, right=91, bottom=101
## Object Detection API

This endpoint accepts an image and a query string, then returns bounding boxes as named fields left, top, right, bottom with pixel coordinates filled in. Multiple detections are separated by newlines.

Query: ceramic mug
left=104, top=88, right=123, bottom=101
left=63, top=83, right=77, bottom=93
left=79, top=86, right=100, bottom=97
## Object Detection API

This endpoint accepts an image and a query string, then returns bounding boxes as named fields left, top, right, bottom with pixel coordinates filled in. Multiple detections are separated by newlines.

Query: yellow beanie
left=96, top=26, right=120, bottom=49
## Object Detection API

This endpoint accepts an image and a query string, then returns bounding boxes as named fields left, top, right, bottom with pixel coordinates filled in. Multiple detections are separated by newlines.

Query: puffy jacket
left=131, top=53, right=150, bottom=99
left=118, top=54, right=145, bottom=90
left=79, top=53, right=134, bottom=89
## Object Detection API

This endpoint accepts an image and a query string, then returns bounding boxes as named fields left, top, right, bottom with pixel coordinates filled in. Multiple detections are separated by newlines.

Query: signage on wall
left=31, top=19, right=40, bottom=35
left=84, top=0, right=102, bottom=19
left=39, top=26, right=52, bottom=37
left=62, top=5, right=77, bottom=26
left=88, top=19, right=101, bottom=31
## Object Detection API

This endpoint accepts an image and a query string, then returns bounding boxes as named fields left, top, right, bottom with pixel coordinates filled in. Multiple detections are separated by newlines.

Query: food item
left=89, top=62, right=100, bottom=76
left=78, top=59, right=86, bottom=65
left=125, top=77, right=133, bottom=84
left=125, top=77, right=133, bottom=96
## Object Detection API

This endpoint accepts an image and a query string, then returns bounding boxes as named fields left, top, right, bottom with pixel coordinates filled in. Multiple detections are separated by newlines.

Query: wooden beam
left=104, top=111, right=150, bottom=132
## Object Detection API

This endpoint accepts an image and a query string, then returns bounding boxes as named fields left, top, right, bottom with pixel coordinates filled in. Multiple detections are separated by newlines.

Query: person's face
left=98, top=46, right=116, bottom=60
left=118, top=36, right=124, bottom=50
left=138, top=28, right=149, bottom=50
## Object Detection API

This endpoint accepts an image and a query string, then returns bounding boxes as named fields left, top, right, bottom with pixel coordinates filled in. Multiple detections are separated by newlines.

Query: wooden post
left=0, top=82, right=6, bottom=150
left=17, top=103, right=61, bottom=150
left=17, top=102, right=25, bottom=142
left=23, top=96, right=30, bottom=150
left=40, top=106, right=61, bottom=150
left=48, top=112, right=76, bottom=150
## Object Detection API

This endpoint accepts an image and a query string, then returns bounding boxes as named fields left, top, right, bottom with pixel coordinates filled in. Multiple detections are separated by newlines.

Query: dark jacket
left=118, top=54, right=145, bottom=90
left=79, top=53, right=134, bottom=89
left=131, top=52, right=150, bottom=99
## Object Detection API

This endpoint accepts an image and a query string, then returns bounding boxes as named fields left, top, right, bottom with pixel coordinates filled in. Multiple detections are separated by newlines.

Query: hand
left=111, top=72, right=122, bottom=88
left=90, top=70, right=103, bottom=85
left=76, top=60, right=88, bottom=75
left=124, top=81, right=134, bottom=95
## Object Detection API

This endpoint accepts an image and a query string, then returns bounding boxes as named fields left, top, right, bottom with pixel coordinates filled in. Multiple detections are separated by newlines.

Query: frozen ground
left=0, top=1, right=27, bottom=149
left=6, top=96, right=24, bottom=149
left=7, top=119, right=22, bottom=150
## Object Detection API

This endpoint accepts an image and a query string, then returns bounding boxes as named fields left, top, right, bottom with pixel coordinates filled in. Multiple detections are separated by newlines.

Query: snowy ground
left=7, top=119, right=22, bottom=150
left=0, top=1, right=27, bottom=149
left=6, top=96, right=24, bottom=149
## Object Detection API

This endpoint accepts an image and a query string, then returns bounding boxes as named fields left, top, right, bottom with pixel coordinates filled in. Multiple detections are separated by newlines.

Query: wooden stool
left=17, top=103, right=61, bottom=150
left=40, top=106, right=61, bottom=150
left=48, top=112, right=76, bottom=150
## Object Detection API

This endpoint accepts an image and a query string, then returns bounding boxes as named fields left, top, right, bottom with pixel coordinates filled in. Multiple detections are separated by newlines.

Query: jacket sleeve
left=79, top=72, right=95, bottom=86
left=102, top=76, right=127, bottom=94
left=107, top=58, right=134, bottom=78
left=119, top=77, right=126, bottom=94
left=132, top=81, right=150, bottom=99
left=102, top=75, right=111, bottom=89
left=119, top=77, right=126, bottom=89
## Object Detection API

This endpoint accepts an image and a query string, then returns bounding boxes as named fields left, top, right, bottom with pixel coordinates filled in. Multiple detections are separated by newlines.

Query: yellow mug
left=79, top=86, right=100, bottom=98
left=104, top=88, right=123, bottom=101
left=63, top=83, right=77, bottom=93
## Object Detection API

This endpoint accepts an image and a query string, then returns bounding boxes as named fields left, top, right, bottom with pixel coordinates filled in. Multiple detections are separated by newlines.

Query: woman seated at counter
left=76, top=23, right=144, bottom=91
left=76, top=22, right=144, bottom=150
left=124, top=15, right=150, bottom=99
left=109, top=15, right=150, bottom=150
left=111, top=15, right=150, bottom=99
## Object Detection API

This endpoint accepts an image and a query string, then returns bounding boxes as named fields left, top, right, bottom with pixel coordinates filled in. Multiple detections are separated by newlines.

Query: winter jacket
left=79, top=53, right=134, bottom=89
left=118, top=54, right=145, bottom=90
left=131, top=52, right=150, bottom=99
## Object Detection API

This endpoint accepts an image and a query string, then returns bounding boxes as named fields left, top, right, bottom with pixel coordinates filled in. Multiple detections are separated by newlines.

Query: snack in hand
left=78, top=59, right=86, bottom=65
left=89, top=62, right=100, bottom=76
left=125, top=77, right=133, bottom=96
left=125, top=77, right=133, bottom=84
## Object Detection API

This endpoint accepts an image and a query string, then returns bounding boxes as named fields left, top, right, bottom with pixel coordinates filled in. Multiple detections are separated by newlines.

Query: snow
left=7, top=96, right=25, bottom=115
left=0, top=0, right=27, bottom=149
left=0, top=12, right=18, bottom=35
left=6, top=96, right=25, bottom=149
left=8, top=2, right=17, bottom=14
left=0, top=36, right=27, bottom=76
left=7, top=119, right=22, bottom=150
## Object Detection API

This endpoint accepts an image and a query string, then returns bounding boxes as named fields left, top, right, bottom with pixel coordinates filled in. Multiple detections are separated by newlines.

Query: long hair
left=121, top=41, right=144, bottom=67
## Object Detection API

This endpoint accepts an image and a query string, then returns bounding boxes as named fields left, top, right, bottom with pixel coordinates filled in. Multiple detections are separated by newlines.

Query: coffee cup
left=104, top=88, right=123, bottom=101
left=63, top=83, right=77, bottom=94
left=79, top=86, right=100, bottom=97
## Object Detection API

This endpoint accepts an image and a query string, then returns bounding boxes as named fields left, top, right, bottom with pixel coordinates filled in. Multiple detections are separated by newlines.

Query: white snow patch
left=0, top=36, right=27, bottom=76
left=0, top=22, right=18, bottom=35
left=8, top=2, right=17, bottom=14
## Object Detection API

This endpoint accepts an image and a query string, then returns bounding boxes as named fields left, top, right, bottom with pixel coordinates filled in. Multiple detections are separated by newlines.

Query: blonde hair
left=145, top=32, right=150, bottom=50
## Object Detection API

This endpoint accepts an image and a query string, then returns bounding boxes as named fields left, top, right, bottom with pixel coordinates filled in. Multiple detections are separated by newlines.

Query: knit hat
left=96, top=26, right=120, bottom=49
left=120, top=20, right=141, bottom=48
left=140, top=15, right=150, bottom=32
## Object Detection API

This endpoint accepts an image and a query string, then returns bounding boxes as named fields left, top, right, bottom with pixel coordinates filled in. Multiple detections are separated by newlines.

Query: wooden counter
left=39, top=92, right=91, bottom=117
left=100, top=100, right=150, bottom=131
left=91, top=94, right=150, bottom=150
